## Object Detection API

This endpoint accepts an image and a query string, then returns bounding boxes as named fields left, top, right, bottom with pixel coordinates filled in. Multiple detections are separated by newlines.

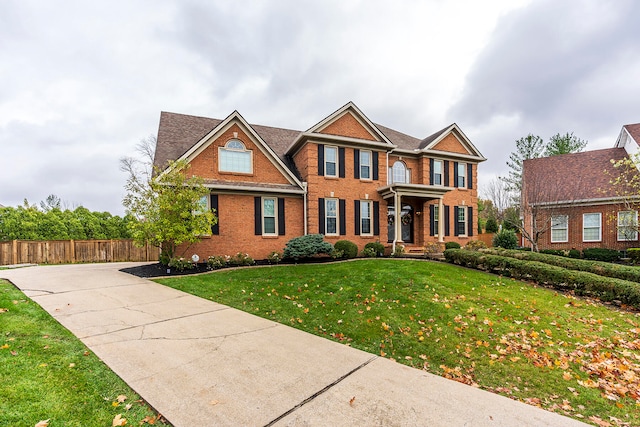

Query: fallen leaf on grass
left=0, top=308, right=8, bottom=314
left=116, top=394, right=127, bottom=403
left=112, top=414, right=127, bottom=426
left=34, top=420, right=49, bottom=427
left=349, top=396, right=356, bottom=406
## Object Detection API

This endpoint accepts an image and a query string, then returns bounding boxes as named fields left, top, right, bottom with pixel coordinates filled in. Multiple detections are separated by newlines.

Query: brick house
left=521, top=123, right=640, bottom=252
left=153, top=102, right=486, bottom=260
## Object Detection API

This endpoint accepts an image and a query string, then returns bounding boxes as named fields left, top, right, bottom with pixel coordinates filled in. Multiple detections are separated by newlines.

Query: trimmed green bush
left=465, top=240, right=487, bottom=251
left=334, top=240, right=358, bottom=259
left=445, top=242, right=461, bottom=250
left=628, top=248, right=640, bottom=264
left=485, top=218, right=499, bottom=233
left=444, top=249, right=640, bottom=308
left=493, top=230, right=518, bottom=249
left=364, top=241, right=385, bottom=257
left=283, top=234, right=333, bottom=260
left=482, top=248, right=640, bottom=284
left=582, top=248, right=621, bottom=262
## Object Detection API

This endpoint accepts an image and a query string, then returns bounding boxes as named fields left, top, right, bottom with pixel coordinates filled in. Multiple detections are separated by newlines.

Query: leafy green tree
left=122, top=159, right=216, bottom=262
left=485, top=217, right=499, bottom=233
left=544, top=132, right=587, bottom=156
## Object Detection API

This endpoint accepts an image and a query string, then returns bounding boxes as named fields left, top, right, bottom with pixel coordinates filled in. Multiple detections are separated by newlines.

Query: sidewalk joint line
left=262, top=355, right=377, bottom=427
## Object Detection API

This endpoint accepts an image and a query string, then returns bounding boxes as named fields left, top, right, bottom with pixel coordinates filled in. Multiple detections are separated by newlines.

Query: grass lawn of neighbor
left=156, top=259, right=640, bottom=427
left=0, top=279, right=169, bottom=427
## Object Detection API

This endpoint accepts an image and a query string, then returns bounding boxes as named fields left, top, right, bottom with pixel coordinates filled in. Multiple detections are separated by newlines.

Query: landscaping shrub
left=334, top=240, right=358, bottom=259
left=492, top=230, right=517, bottom=249
left=482, top=248, right=640, bottom=284
left=424, top=241, right=442, bottom=255
left=207, top=255, right=228, bottom=270
left=541, top=249, right=565, bottom=256
left=582, top=248, right=621, bottom=262
left=391, top=244, right=405, bottom=257
left=485, top=218, right=499, bottom=233
left=267, top=251, right=283, bottom=264
left=168, top=257, right=195, bottom=271
left=444, top=249, right=640, bottom=308
left=465, top=240, right=487, bottom=251
left=568, top=249, right=581, bottom=259
left=445, top=242, right=461, bottom=250
left=283, top=234, right=333, bottom=260
left=362, top=247, right=377, bottom=258
left=628, top=248, right=640, bottom=264
left=364, top=241, right=385, bottom=257
left=229, top=252, right=255, bottom=266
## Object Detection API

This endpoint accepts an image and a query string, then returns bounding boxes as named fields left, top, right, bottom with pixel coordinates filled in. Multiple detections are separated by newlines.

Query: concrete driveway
left=2, top=263, right=588, bottom=427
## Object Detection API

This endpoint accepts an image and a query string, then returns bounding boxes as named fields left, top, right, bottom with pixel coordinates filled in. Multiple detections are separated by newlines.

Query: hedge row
left=444, top=249, right=640, bottom=308
left=480, top=248, right=640, bottom=284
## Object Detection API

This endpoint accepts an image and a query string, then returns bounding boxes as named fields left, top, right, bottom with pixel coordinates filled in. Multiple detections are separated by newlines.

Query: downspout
left=302, top=182, right=308, bottom=235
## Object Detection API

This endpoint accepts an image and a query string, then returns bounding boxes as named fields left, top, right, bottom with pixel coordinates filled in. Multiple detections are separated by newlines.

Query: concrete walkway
left=2, top=263, right=588, bottom=427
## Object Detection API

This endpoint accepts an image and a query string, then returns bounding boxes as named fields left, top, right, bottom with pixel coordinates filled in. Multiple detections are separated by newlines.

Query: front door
left=387, top=205, right=413, bottom=243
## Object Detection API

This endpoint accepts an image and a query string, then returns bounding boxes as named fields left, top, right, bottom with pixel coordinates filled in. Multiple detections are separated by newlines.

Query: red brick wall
left=177, top=194, right=305, bottom=261
left=189, top=123, right=291, bottom=185
left=319, top=112, right=378, bottom=141
left=525, top=204, right=639, bottom=251
left=432, top=133, right=470, bottom=155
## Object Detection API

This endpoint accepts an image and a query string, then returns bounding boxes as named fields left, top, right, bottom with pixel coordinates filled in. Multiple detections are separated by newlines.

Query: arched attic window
left=390, top=161, right=410, bottom=184
left=218, top=139, right=253, bottom=173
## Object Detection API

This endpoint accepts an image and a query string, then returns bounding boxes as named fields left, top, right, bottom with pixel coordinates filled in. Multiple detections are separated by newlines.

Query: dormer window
left=219, top=139, right=253, bottom=174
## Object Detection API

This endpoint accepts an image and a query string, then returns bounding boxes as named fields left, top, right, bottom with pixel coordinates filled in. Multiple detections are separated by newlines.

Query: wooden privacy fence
left=0, top=239, right=159, bottom=266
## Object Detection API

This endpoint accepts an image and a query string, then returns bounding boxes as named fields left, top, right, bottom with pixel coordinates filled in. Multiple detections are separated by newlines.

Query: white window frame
left=551, top=215, right=568, bottom=243
left=262, top=197, right=277, bottom=236
left=360, top=200, right=373, bottom=236
left=218, top=139, right=253, bottom=174
left=582, top=213, right=601, bottom=242
left=433, top=160, right=443, bottom=186
left=324, top=146, right=338, bottom=177
left=617, top=210, right=638, bottom=241
left=433, top=205, right=439, bottom=236
left=457, top=162, right=466, bottom=188
left=360, top=150, right=372, bottom=180
left=325, top=198, right=338, bottom=236
left=389, top=161, right=410, bottom=184
left=457, top=206, right=467, bottom=236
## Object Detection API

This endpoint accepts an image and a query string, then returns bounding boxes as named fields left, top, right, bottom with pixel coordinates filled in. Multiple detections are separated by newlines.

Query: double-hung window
left=551, top=215, right=568, bottom=242
left=457, top=163, right=466, bottom=188
left=433, top=160, right=443, bottom=186
left=325, top=198, right=338, bottom=235
left=618, top=210, right=638, bottom=241
left=456, top=206, right=467, bottom=236
left=219, top=139, right=252, bottom=173
left=262, top=198, right=277, bottom=236
left=360, top=150, right=371, bottom=180
left=360, top=200, right=372, bottom=235
left=324, top=146, right=338, bottom=177
left=583, top=213, right=601, bottom=242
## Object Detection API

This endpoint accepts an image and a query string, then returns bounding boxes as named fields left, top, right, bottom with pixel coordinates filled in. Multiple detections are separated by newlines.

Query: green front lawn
left=0, top=280, right=168, bottom=427
left=156, top=259, right=640, bottom=426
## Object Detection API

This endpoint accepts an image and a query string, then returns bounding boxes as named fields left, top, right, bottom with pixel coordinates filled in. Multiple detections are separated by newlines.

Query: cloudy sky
left=2, top=0, right=639, bottom=215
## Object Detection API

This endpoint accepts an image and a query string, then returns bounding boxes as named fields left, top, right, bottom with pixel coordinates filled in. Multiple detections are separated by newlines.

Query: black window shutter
left=210, top=194, right=219, bottom=235
left=254, top=197, right=262, bottom=235
left=339, top=199, right=346, bottom=235
left=318, top=198, right=325, bottom=234
left=373, top=201, right=380, bottom=235
left=278, top=197, right=286, bottom=236
left=372, top=152, right=379, bottom=181
left=429, top=158, right=434, bottom=185
left=454, top=162, right=459, bottom=187
left=354, top=149, right=360, bottom=179
left=444, top=160, right=450, bottom=186
left=354, top=200, right=360, bottom=235
left=444, top=205, right=450, bottom=236
left=467, top=163, right=473, bottom=189
left=338, top=147, right=345, bottom=178
left=453, top=206, right=460, bottom=236
left=318, top=144, right=324, bottom=176
left=467, top=206, right=473, bottom=237
left=429, top=204, right=435, bottom=236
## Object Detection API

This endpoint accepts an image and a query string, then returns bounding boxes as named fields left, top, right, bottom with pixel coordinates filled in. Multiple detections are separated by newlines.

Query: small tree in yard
left=121, top=138, right=216, bottom=263
left=608, top=154, right=640, bottom=239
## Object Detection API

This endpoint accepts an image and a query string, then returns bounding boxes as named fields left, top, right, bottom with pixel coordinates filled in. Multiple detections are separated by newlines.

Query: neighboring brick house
left=522, top=123, right=640, bottom=252
left=153, top=102, right=486, bottom=260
